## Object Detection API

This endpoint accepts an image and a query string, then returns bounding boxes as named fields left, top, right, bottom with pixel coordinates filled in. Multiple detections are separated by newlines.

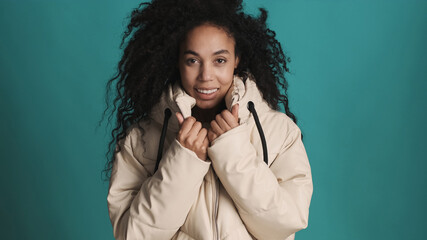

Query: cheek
left=180, top=65, right=199, bottom=80
left=179, top=67, right=192, bottom=84
left=179, top=68, right=198, bottom=95
left=218, top=66, right=235, bottom=87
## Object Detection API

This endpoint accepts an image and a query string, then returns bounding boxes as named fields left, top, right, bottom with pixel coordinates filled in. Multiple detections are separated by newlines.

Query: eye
left=186, top=58, right=199, bottom=65
left=215, top=58, right=227, bottom=64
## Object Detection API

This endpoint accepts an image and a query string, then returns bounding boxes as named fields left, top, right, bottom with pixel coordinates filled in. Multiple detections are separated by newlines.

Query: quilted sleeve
left=208, top=122, right=313, bottom=240
left=107, top=129, right=210, bottom=240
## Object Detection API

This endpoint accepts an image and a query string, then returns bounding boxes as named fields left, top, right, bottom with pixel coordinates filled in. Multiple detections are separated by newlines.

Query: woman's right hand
left=176, top=112, right=209, bottom=161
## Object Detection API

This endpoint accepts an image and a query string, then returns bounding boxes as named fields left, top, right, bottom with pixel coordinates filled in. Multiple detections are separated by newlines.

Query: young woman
left=104, top=0, right=313, bottom=239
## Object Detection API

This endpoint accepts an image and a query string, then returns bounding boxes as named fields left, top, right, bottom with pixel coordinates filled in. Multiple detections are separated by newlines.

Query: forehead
left=180, top=24, right=236, bottom=54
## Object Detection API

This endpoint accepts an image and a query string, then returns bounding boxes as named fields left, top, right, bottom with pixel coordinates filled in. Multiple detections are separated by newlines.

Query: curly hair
left=101, top=0, right=298, bottom=181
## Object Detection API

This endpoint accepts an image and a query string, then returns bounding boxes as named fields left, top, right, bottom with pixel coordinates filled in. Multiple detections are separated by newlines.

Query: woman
left=104, top=0, right=313, bottom=239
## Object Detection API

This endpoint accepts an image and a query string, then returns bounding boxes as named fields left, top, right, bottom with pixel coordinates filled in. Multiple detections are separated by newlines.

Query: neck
left=192, top=100, right=227, bottom=123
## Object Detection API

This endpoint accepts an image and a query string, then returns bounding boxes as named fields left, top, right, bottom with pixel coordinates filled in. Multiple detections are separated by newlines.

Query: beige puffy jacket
left=107, top=75, right=313, bottom=240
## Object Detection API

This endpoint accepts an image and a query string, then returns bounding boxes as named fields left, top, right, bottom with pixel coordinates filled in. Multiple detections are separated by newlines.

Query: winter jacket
left=107, top=75, right=313, bottom=240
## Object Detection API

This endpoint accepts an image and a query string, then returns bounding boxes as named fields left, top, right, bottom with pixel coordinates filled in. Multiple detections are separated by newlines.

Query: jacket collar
left=150, top=75, right=271, bottom=132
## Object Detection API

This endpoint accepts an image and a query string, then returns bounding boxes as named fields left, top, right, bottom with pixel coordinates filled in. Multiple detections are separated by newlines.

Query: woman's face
left=178, top=24, right=239, bottom=110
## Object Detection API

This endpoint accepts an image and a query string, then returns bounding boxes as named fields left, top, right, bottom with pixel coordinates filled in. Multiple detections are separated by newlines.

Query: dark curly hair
left=101, top=0, right=299, bottom=181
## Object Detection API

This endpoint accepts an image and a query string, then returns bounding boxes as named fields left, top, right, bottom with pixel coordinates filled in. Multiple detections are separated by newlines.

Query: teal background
left=1, top=0, right=426, bottom=239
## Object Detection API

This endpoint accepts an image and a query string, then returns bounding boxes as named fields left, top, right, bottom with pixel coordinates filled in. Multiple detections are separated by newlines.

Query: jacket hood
left=149, top=75, right=272, bottom=132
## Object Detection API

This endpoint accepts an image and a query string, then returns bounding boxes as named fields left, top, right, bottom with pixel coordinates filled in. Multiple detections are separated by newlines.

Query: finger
left=195, top=128, right=208, bottom=147
left=208, top=130, right=214, bottom=142
left=210, top=119, right=224, bottom=135
left=221, top=110, right=239, bottom=128
left=203, top=137, right=209, bottom=150
left=208, top=129, right=217, bottom=143
left=197, top=127, right=208, bottom=139
left=176, top=112, right=184, bottom=126
left=216, top=112, right=232, bottom=131
left=199, top=136, right=209, bottom=156
left=231, top=104, right=239, bottom=121
left=179, top=116, right=196, bottom=138
left=186, top=121, right=202, bottom=144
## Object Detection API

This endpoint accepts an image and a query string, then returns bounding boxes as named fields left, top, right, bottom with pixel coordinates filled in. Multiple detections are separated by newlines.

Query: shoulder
left=256, top=109, right=303, bottom=151
left=261, top=109, right=301, bottom=135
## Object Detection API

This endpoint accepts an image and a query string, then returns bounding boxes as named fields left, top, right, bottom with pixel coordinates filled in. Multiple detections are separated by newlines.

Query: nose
left=198, top=63, right=214, bottom=82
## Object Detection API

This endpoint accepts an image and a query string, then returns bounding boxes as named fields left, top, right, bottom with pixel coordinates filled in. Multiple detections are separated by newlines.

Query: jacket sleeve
left=208, top=123, right=313, bottom=240
left=107, top=131, right=211, bottom=240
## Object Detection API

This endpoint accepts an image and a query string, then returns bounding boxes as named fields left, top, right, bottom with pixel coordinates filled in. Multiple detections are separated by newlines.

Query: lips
left=194, top=88, right=219, bottom=100
left=196, top=88, right=218, bottom=94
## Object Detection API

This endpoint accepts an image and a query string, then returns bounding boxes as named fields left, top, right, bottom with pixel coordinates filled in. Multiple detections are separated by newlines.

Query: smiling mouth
left=196, top=88, right=218, bottom=94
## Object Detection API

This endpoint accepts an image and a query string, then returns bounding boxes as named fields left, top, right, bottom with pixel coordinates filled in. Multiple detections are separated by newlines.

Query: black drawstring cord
left=154, top=108, right=172, bottom=173
left=247, top=101, right=268, bottom=165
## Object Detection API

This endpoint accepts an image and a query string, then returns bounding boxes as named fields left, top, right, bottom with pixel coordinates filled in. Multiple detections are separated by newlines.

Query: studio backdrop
left=0, top=0, right=426, bottom=239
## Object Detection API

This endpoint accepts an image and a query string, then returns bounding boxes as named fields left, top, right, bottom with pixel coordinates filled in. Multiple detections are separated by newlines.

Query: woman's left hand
left=208, top=104, right=239, bottom=143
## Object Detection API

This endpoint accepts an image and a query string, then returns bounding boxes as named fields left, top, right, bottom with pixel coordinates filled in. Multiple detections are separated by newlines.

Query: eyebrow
left=183, top=49, right=230, bottom=56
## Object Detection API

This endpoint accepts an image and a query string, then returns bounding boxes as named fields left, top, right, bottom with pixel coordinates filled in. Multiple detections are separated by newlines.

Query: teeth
left=196, top=88, right=218, bottom=94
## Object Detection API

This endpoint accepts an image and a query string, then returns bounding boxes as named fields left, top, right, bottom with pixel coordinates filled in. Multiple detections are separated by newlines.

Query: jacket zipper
left=211, top=168, right=219, bottom=240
